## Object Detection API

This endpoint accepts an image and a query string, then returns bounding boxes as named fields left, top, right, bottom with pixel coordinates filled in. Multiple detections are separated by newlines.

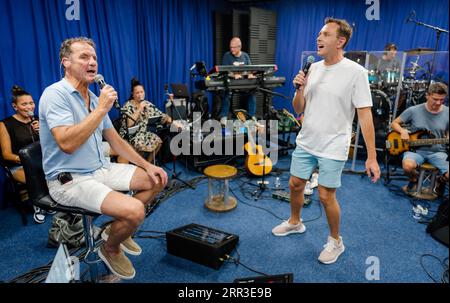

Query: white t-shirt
left=296, top=57, right=372, bottom=161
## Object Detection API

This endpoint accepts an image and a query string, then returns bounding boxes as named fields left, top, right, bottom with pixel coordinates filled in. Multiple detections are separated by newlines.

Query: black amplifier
left=166, top=223, right=239, bottom=270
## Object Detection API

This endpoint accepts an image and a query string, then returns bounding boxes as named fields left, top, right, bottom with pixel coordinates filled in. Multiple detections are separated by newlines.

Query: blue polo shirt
left=39, top=78, right=113, bottom=180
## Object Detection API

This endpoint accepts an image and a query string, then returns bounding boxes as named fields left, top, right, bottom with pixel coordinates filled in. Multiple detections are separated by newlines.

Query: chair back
left=18, top=142, right=49, bottom=202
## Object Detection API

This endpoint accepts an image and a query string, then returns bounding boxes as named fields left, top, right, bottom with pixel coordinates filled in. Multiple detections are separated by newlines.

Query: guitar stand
left=167, top=132, right=195, bottom=190
left=251, top=149, right=272, bottom=201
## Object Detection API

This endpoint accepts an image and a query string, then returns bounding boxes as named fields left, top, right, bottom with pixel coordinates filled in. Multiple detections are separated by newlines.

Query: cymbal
left=405, top=48, right=434, bottom=55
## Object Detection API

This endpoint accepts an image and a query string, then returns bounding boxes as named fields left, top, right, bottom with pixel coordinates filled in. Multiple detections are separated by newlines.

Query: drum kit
left=368, top=48, right=435, bottom=124
left=359, top=48, right=440, bottom=151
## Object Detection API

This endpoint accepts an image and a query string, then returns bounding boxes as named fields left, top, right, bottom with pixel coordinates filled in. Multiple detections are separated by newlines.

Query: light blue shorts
left=403, top=150, right=449, bottom=175
left=290, top=146, right=346, bottom=188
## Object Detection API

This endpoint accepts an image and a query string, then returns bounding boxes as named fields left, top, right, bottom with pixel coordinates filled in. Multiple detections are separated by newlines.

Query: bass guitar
left=386, top=130, right=449, bottom=156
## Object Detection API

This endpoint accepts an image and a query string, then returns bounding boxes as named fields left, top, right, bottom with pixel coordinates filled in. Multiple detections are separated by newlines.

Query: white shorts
left=47, top=163, right=137, bottom=214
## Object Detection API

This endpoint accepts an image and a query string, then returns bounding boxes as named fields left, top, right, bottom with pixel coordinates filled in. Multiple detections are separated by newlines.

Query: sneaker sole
left=101, top=230, right=142, bottom=256
left=33, top=214, right=45, bottom=224
left=272, top=225, right=306, bottom=237
left=98, top=248, right=136, bottom=280
left=318, top=246, right=345, bottom=264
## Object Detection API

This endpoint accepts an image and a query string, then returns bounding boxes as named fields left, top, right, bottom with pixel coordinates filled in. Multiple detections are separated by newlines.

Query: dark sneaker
left=98, top=244, right=135, bottom=280
left=402, top=181, right=417, bottom=196
left=45, top=209, right=57, bottom=215
left=433, top=177, right=447, bottom=197
left=102, top=225, right=142, bottom=256
left=33, top=206, right=45, bottom=224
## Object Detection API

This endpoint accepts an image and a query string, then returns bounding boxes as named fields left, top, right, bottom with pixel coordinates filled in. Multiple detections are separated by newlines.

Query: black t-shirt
left=2, top=116, right=39, bottom=165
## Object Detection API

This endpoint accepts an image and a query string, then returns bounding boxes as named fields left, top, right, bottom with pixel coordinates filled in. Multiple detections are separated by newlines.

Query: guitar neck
left=283, top=110, right=301, bottom=127
left=410, top=138, right=449, bottom=146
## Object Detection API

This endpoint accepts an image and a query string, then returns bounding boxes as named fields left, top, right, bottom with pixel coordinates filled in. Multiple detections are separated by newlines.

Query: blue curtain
left=259, top=0, right=449, bottom=110
left=0, top=0, right=220, bottom=121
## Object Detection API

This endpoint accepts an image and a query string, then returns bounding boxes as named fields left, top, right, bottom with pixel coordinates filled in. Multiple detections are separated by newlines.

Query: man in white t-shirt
left=272, top=18, right=380, bottom=264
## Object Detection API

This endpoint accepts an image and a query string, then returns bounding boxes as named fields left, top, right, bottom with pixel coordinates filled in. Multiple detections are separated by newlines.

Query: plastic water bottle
left=275, top=177, right=281, bottom=188
left=412, top=206, right=421, bottom=220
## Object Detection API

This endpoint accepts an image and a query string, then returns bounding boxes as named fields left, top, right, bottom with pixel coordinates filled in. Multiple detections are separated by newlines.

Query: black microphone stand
left=164, top=84, right=195, bottom=190
left=119, top=107, right=136, bottom=143
left=408, top=16, right=449, bottom=82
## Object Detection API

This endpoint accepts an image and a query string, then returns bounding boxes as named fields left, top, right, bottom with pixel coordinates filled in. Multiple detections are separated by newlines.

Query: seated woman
left=0, top=85, right=49, bottom=223
left=119, top=78, right=178, bottom=163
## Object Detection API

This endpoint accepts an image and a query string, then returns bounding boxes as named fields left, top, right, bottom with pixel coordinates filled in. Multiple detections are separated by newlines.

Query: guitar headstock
left=282, top=108, right=301, bottom=127
left=282, top=108, right=291, bottom=117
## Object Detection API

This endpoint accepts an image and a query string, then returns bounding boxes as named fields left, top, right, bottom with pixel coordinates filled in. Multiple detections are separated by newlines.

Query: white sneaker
left=220, top=117, right=227, bottom=126
left=309, top=172, right=319, bottom=189
left=304, top=182, right=313, bottom=195
left=272, top=220, right=306, bottom=236
left=318, top=236, right=345, bottom=264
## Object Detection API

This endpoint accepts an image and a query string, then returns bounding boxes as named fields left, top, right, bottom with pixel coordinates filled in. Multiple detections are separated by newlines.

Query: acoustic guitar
left=386, top=130, right=449, bottom=156
left=236, top=112, right=273, bottom=176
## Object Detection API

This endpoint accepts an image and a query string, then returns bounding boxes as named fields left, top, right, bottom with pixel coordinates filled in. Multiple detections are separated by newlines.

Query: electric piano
left=201, top=76, right=285, bottom=91
left=196, top=64, right=285, bottom=92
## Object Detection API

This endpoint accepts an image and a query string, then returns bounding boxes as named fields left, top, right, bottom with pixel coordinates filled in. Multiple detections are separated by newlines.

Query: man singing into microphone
left=272, top=18, right=380, bottom=264
left=39, top=37, right=168, bottom=279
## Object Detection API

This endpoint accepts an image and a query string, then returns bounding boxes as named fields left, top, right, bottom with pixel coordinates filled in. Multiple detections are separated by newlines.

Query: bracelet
left=15, top=155, right=20, bottom=163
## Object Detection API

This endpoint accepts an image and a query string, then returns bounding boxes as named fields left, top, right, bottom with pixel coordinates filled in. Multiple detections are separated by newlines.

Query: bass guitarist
left=390, top=82, right=449, bottom=196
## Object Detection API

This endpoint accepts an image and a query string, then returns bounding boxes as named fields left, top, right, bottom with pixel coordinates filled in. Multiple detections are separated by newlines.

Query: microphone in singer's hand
left=27, top=111, right=37, bottom=123
left=94, top=74, right=121, bottom=110
left=295, top=55, right=315, bottom=90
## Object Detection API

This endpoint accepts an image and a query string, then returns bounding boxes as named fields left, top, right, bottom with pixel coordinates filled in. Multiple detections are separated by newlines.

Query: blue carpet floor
left=0, top=152, right=448, bottom=283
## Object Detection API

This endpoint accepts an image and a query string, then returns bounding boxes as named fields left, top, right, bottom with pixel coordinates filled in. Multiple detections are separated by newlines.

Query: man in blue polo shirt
left=219, top=37, right=257, bottom=125
left=39, top=37, right=168, bottom=280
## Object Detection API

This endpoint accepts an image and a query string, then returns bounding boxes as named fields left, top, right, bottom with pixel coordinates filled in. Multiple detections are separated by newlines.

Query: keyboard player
left=219, top=37, right=257, bottom=126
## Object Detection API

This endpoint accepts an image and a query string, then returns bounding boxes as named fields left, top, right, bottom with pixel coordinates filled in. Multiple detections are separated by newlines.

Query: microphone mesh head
left=94, top=74, right=105, bottom=87
left=26, top=111, right=34, bottom=118
left=307, top=55, right=315, bottom=63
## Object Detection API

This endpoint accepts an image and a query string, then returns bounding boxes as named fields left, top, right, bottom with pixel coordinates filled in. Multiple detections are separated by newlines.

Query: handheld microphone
left=27, top=111, right=37, bottom=123
left=295, top=55, right=315, bottom=90
left=94, top=74, right=121, bottom=110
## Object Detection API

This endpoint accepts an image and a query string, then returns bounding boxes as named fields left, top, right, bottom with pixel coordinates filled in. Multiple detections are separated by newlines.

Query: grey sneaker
left=318, top=236, right=345, bottom=264
left=98, top=244, right=136, bottom=280
left=272, top=220, right=306, bottom=236
left=102, top=225, right=142, bottom=256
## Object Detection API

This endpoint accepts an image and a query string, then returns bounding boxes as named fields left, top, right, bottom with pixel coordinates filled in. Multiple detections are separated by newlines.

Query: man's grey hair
left=59, top=37, right=96, bottom=62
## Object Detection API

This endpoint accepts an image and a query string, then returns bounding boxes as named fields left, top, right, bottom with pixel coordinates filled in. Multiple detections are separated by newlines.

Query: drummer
left=376, top=42, right=401, bottom=75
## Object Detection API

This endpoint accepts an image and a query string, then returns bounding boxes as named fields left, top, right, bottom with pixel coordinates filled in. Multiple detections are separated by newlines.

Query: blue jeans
left=219, top=91, right=256, bottom=118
